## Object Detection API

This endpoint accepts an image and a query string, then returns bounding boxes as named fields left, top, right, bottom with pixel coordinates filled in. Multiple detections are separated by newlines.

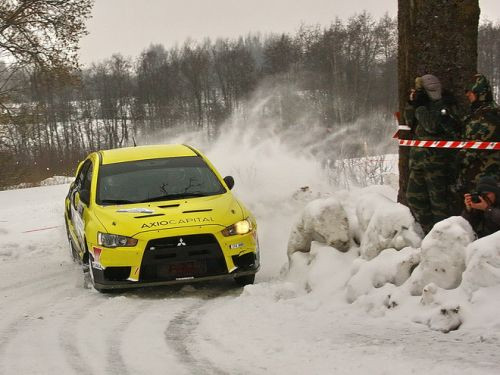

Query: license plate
left=163, top=261, right=206, bottom=277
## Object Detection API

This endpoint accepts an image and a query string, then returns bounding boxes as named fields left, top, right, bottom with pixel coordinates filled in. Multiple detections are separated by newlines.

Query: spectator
left=405, top=74, right=460, bottom=234
left=462, top=176, right=500, bottom=238
left=457, top=74, right=500, bottom=196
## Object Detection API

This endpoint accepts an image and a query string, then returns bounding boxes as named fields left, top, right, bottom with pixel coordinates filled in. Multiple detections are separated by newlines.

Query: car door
left=70, top=159, right=93, bottom=252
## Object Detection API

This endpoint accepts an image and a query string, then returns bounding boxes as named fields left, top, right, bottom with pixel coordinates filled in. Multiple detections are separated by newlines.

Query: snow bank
left=287, top=242, right=357, bottom=299
left=346, top=247, right=420, bottom=303
left=407, top=217, right=475, bottom=295
left=283, top=186, right=500, bottom=334
left=287, top=197, right=350, bottom=258
left=3, top=175, right=74, bottom=190
left=287, top=187, right=421, bottom=261
left=40, top=175, right=74, bottom=186
left=461, top=231, right=500, bottom=296
left=356, top=192, right=421, bottom=260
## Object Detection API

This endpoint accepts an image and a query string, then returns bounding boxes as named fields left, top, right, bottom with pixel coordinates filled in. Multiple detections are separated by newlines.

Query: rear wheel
left=234, top=274, right=255, bottom=286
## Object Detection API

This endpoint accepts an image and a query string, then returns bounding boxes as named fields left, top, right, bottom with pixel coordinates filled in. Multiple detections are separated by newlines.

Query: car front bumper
left=89, top=266, right=259, bottom=290
left=88, top=229, right=259, bottom=289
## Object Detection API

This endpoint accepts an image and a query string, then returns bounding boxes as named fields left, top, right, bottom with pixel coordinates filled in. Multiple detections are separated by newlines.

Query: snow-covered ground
left=1, top=121, right=499, bottom=374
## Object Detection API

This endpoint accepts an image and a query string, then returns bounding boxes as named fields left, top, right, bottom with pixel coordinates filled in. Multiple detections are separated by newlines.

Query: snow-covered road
left=1, top=180, right=499, bottom=375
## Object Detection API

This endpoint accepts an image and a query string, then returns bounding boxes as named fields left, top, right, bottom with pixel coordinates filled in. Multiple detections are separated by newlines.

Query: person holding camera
left=405, top=74, right=460, bottom=234
left=462, top=176, right=500, bottom=238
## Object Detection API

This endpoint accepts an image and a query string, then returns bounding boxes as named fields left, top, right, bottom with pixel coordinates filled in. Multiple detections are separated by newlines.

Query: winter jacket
left=404, top=97, right=460, bottom=169
left=458, top=101, right=500, bottom=193
left=462, top=203, right=500, bottom=238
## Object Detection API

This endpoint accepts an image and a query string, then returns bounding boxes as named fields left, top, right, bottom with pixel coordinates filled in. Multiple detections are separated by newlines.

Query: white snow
left=346, top=247, right=421, bottom=303
left=279, top=190, right=500, bottom=338
left=356, top=192, right=422, bottom=260
left=407, top=217, right=475, bottom=294
left=461, top=231, right=500, bottom=295
left=287, top=197, right=350, bottom=258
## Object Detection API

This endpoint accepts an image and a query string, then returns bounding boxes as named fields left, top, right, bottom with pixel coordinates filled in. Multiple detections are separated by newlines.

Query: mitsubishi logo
left=177, top=237, right=186, bottom=246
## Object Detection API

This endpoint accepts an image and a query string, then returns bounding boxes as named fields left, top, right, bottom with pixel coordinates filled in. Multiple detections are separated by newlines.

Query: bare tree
left=0, top=0, right=93, bottom=67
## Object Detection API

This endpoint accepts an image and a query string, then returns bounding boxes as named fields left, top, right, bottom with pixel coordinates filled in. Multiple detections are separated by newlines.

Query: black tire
left=69, top=238, right=81, bottom=264
left=234, top=274, right=255, bottom=286
left=88, top=254, right=104, bottom=293
left=87, top=254, right=124, bottom=294
left=65, top=219, right=80, bottom=264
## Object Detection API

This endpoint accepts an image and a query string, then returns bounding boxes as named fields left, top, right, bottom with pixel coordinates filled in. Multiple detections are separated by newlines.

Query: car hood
left=93, top=193, right=244, bottom=237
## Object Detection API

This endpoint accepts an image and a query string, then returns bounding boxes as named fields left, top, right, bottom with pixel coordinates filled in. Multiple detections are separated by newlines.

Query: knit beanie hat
left=420, top=74, right=442, bottom=100
left=476, top=176, right=500, bottom=196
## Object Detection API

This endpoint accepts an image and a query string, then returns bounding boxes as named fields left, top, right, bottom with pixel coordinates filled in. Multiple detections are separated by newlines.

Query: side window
left=75, top=160, right=91, bottom=190
left=81, top=162, right=93, bottom=192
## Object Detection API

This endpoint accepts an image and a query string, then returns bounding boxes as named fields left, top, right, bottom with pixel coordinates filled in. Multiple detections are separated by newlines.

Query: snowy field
left=1, top=121, right=499, bottom=374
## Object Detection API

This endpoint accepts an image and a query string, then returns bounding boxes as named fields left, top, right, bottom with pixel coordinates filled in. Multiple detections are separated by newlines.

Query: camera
left=470, top=192, right=482, bottom=204
left=411, top=89, right=429, bottom=107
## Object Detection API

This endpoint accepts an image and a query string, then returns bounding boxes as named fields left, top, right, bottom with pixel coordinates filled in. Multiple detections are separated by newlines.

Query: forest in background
left=0, top=13, right=499, bottom=188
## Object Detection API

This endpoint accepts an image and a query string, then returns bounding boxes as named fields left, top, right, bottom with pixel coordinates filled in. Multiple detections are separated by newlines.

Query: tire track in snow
left=164, top=287, right=237, bottom=375
left=0, top=277, right=67, bottom=307
left=0, top=278, right=68, bottom=340
left=58, top=294, right=103, bottom=375
left=0, top=270, right=67, bottom=292
left=104, top=301, right=150, bottom=375
left=0, top=284, right=74, bottom=374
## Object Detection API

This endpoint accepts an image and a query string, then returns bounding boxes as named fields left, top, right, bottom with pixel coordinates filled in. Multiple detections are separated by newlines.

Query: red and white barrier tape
left=398, top=139, right=499, bottom=150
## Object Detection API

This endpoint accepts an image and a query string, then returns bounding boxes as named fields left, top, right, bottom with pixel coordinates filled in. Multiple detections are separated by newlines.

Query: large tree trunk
left=397, top=0, right=480, bottom=205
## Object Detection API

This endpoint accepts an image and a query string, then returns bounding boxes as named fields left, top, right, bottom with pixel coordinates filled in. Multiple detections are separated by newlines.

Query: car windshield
left=96, top=156, right=226, bottom=205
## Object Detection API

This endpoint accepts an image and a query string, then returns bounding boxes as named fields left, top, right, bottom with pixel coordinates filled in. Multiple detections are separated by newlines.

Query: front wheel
left=88, top=254, right=104, bottom=293
left=234, top=274, right=255, bottom=286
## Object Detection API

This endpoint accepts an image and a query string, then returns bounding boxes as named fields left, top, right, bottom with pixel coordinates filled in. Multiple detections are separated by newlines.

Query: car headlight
left=97, top=232, right=138, bottom=248
left=221, top=219, right=253, bottom=237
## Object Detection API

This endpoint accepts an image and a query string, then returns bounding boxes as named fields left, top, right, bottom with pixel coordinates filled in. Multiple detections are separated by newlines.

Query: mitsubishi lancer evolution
left=64, top=144, right=259, bottom=292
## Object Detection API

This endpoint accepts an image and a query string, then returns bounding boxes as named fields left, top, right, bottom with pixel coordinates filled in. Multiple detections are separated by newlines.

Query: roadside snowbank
left=282, top=187, right=500, bottom=334
left=3, top=175, right=74, bottom=191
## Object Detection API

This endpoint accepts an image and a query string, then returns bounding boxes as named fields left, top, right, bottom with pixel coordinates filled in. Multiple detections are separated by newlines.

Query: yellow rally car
left=64, top=144, right=259, bottom=292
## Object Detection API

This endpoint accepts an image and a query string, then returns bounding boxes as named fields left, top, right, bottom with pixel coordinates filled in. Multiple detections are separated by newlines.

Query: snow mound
left=40, top=175, right=74, bottom=186
left=286, top=241, right=357, bottom=300
left=356, top=193, right=421, bottom=260
left=346, top=247, right=420, bottom=303
left=414, top=304, right=463, bottom=333
left=287, top=197, right=350, bottom=258
left=287, top=187, right=421, bottom=262
left=461, top=230, right=500, bottom=296
left=283, top=186, right=500, bottom=334
left=407, top=217, right=475, bottom=295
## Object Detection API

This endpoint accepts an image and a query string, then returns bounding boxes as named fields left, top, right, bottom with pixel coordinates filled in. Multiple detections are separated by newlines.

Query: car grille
left=140, top=234, right=227, bottom=281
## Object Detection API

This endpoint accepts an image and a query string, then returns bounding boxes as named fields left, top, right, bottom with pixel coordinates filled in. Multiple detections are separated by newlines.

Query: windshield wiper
left=100, top=199, right=136, bottom=205
left=139, top=193, right=210, bottom=203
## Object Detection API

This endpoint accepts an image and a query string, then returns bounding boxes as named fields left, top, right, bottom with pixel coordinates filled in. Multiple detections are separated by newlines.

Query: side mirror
left=80, top=189, right=91, bottom=206
left=223, top=176, right=235, bottom=190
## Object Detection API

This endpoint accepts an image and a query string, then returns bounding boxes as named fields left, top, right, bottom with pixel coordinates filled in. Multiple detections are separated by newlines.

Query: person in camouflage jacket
left=405, top=74, right=461, bottom=234
left=457, top=74, right=500, bottom=196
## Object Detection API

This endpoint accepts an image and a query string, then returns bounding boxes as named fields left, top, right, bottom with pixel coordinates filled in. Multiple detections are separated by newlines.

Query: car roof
left=99, top=144, right=199, bottom=165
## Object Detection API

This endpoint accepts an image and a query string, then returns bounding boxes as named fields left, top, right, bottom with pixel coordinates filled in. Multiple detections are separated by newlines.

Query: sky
left=79, top=0, right=500, bottom=66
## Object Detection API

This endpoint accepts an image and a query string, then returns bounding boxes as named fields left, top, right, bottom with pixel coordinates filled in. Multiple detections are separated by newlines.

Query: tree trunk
left=397, top=0, right=480, bottom=205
